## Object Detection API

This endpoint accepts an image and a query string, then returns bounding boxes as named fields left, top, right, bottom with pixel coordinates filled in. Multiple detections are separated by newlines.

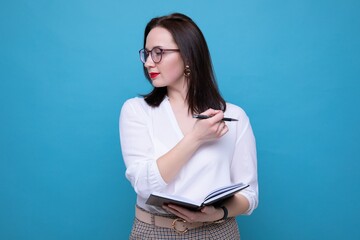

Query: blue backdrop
left=1, top=0, right=359, bottom=239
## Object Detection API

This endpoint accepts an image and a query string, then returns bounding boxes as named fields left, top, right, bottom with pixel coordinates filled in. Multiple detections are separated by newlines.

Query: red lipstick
left=149, top=72, right=160, bottom=79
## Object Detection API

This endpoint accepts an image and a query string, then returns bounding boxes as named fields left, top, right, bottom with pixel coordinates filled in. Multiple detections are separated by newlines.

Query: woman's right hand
left=191, top=108, right=229, bottom=143
left=156, top=108, right=229, bottom=183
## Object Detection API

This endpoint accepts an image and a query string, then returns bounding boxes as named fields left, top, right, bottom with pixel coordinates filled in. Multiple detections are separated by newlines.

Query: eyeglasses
left=139, top=47, right=180, bottom=64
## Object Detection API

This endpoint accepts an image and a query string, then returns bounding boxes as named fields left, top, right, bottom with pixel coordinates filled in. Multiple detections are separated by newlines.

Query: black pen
left=192, top=114, right=238, bottom=122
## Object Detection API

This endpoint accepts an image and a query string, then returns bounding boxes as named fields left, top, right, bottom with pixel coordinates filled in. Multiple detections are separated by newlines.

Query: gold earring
left=184, top=65, right=191, bottom=77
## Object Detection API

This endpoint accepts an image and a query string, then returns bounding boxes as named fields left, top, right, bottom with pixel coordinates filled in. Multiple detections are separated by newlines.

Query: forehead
left=145, top=27, right=177, bottom=49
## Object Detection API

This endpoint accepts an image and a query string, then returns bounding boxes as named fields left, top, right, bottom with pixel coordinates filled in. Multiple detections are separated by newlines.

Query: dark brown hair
left=142, top=13, right=226, bottom=113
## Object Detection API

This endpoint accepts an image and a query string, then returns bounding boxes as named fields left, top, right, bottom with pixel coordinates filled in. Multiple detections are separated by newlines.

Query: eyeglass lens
left=139, top=47, right=163, bottom=63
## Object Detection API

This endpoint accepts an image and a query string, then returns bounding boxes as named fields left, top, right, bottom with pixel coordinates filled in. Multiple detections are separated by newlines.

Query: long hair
left=142, top=13, right=226, bottom=113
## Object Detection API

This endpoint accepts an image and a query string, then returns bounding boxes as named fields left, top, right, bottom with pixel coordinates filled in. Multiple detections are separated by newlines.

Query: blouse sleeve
left=119, top=99, right=167, bottom=199
left=231, top=111, right=259, bottom=215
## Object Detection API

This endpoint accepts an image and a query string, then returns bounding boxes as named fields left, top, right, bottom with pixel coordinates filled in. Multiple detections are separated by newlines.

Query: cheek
left=163, top=59, right=184, bottom=81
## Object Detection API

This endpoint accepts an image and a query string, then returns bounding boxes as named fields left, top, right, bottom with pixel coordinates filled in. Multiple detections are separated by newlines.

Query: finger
left=201, top=108, right=219, bottom=116
left=163, top=205, right=187, bottom=219
left=201, top=206, right=216, bottom=214
left=210, top=111, right=224, bottom=123
left=216, top=121, right=223, bottom=132
left=166, top=205, right=192, bottom=217
left=217, top=121, right=226, bottom=133
left=220, top=124, right=228, bottom=136
left=167, top=204, right=190, bottom=213
left=165, top=207, right=193, bottom=222
left=214, top=122, right=227, bottom=138
left=166, top=204, right=200, bottom=223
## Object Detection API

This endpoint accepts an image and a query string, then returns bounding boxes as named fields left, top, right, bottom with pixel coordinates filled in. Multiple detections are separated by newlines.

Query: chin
left=151, top=80, right=167, bottom=88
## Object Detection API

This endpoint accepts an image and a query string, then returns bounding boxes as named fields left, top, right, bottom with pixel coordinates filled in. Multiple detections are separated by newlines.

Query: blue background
left=1, top=0, right=359, bottom=239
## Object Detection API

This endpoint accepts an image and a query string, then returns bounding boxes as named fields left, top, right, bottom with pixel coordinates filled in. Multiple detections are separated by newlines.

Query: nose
left=144, top=54, right=155, bottom=68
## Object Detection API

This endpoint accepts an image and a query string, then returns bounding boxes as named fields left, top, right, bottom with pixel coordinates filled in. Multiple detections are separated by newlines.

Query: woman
left=119, top=13, right=258, bottom=239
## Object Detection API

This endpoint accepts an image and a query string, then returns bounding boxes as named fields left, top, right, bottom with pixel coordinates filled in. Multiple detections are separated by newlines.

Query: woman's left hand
left=162, top=204, right=223, bottom=223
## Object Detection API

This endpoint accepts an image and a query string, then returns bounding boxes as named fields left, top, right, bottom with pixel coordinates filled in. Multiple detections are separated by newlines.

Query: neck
left=167, top=85, right=190, bottom=114
left=167, top=80, right=188, bottom=104
left=167, top=91, right=187, bottom=102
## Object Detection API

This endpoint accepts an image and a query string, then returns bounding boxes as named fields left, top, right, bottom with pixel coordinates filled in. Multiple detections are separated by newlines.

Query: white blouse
left=119, top=97, right=258, bottom=215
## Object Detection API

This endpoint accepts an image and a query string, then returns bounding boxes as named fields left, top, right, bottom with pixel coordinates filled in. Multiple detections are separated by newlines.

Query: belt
left=135, top=206, right=210, bottom=234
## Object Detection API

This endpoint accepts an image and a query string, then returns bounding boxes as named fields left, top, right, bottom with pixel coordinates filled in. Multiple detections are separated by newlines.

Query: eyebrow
left=145, top=46, right=163, bottom=51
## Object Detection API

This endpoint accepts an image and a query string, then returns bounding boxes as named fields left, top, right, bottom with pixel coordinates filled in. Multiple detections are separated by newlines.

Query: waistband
left=135, top=206, right=210, bottom=234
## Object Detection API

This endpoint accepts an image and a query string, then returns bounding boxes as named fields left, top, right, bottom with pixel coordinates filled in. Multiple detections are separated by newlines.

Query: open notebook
left=146, top=182, right=249, bottom=210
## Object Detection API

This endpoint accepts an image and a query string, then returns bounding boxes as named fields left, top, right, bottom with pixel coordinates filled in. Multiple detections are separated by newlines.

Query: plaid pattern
left=130, top=213, right=240, bottom=239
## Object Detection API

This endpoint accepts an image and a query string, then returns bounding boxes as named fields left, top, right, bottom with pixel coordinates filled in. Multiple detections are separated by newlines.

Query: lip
left=149, top=72, right=160, bottom=79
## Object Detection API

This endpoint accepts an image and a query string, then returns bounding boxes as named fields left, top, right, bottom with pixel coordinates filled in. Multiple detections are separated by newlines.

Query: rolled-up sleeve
left=119, top=99, right=167, bottom=198
left=231, top=112, right=258, bottom=215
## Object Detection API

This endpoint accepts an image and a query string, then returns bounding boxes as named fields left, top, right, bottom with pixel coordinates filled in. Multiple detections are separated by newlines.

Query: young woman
left=119, top=13, right=258, bottom=239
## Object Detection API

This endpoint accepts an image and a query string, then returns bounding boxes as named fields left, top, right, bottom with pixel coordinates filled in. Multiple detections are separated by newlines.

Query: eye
left=153, top=48, right=163, bottom=56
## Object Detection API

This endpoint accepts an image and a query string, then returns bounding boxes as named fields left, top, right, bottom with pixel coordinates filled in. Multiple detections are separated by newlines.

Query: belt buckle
left=172, top=218, right=188, bottom=234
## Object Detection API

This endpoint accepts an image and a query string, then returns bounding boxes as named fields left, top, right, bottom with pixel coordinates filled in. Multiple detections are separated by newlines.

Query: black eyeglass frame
left=139, top=47, right=180, bottom=64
